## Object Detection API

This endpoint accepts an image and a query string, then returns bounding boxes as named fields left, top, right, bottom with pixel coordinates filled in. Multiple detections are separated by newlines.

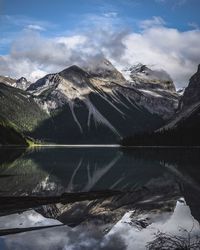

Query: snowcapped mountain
left=24, top=59, right=182, bottom=143
left=0, top=59, right=185, bottom=144
left=121, top=64, right=200, bottom=146
left=28, top=61, right=179, bottom=119
left=123, top=63, right=175, bottom=90
left=122, top=64, right=179, bottom=119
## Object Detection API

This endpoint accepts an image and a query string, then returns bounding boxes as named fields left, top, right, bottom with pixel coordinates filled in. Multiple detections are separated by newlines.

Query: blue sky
left=0, top=0, right=200, bottom=87
left=2, top=0, right=200, bottom=32
left=1, top=0, right=200, bottom=36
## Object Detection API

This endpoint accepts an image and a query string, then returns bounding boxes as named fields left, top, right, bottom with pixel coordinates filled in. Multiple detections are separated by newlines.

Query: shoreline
left=1, top=144, right=200, bottom=148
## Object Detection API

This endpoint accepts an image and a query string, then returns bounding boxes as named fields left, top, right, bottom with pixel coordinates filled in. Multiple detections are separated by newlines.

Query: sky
left=0, top=0, right=200, bottom=88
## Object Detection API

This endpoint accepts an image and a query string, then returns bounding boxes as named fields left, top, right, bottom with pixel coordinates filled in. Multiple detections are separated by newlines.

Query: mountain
left=177, top=88, right=185, bottom=96
left=0, top=75, right=31, bottom=90
left=14, top=77, right=32, bottom=90
left=83, top=58, right=125, bottom=83
left=123, top=64, right=175, bottom=91
left=0, top=123, right=28, bottom=146
left=122, top=64, right=179, bottom=119
left=28, top=61, right=179, bottom=119
left=0, top=59, right=182, bottom=144
left=0, top=76, right=16, bottom=86
left=121, top=64, right=200, bottom=146
left=25, top=60, right=176, bottom=143
left=163, top=64, right=200, bottom=130
left=179, top=64, right=200, bottom=109
left=0, top=82, right=48, bottom=144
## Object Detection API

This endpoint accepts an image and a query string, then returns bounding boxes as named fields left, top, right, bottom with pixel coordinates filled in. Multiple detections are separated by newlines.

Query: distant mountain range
left=0, top=58, right=199, bottom=145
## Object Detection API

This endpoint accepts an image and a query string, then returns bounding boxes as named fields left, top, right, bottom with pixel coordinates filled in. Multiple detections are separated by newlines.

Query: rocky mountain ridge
left=0, top=75, right=31, bottom=90
left=24, top=60, right=180, bottom=143
left=27, top=60, right=179, bottom=119
left=123, top=63, right=175, bottom=91
left=1, top=59, right=198, bottom=145
left=121, top=64, right=179, bottom=119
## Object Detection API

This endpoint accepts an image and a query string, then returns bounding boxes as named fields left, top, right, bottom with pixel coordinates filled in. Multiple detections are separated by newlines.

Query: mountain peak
left=83, top=58, right=126, bottom=83
left=59, top=65, right=90, bottom=79
left=128, top=64, right=149, bottom=74
left=15, top=77, right=31, bottom=90
left=123, top=63, right=175, bottom=92
left=58, top=65, right=91, bottom=88
left=17, top=77, right=27, bottom=82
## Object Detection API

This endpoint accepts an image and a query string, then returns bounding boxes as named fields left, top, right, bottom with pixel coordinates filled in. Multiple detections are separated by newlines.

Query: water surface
left=0, top=146, right=196, bottom=196
left=0, top=147, right=200, bottom=249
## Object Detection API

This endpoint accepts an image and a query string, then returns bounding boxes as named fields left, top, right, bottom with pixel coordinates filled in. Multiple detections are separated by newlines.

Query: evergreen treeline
left=0, top=124, right=28, bottom=146
left=121, top=127, right=200, bottom=146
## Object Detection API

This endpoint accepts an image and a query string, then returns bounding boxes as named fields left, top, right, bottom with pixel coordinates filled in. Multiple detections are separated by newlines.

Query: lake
left=0, top=147, right=200, bottom=249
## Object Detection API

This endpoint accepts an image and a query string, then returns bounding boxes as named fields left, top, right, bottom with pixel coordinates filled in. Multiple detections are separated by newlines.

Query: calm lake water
left=1, top=147, right=200, bottom=195
left=0, top=147, right=200, bottom=249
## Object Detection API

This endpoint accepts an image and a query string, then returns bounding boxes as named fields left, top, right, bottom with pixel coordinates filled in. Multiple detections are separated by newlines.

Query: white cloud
left=139, top=16, right=166, bottom=29
left=188, top=22, right=199, bottom=30
left=0, top=16, right=200, bottom=88
left=26, top=24, right=46, bottom=31
left=55, top=35, right=87, bottom=49
left=103, top=12, right=118, bottom=18
left=122, top=26, right=200, bottom=87
left=30, top=69, right=48, bottom=80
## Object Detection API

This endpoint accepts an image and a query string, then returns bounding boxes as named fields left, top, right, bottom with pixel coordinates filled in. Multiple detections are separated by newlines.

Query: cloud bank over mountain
left=0, top=14, right=200, bottom=88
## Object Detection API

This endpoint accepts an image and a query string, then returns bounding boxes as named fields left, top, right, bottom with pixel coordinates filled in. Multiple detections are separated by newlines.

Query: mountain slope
left=0, top=60, right=181, bottom=144
left=122, top=64, right=179, bottom=119
left=0, top=123, right=28, bottom=146
left=0, top=82, right=48, bottom=135
left=121, top=64, right=200, bottom=146
left=27, top=61, right=165, bottom=143
left=179, top=64, right=200, bottom=109
left=162, top=64, right=200, bottom=130
left=0, top=75, right=31, bottom=90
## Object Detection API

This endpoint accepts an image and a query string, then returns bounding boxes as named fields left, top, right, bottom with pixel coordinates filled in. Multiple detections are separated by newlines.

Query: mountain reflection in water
left=0, top=147, right=200, bottom=249
left=1, top=147, right=197, bottom=195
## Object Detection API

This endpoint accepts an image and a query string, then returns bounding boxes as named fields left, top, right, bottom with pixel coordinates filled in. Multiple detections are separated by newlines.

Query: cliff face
left=161, top=65, right=200, bottom=131
left=179, top=64, right=200, bottom=109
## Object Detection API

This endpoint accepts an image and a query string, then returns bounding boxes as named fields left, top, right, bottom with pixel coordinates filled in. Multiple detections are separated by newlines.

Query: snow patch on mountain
left=122, top=63, right=174, bottom=91
left=84, top=99, right=120, bottom=135
left=28, top=61, right=179, bottom=120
